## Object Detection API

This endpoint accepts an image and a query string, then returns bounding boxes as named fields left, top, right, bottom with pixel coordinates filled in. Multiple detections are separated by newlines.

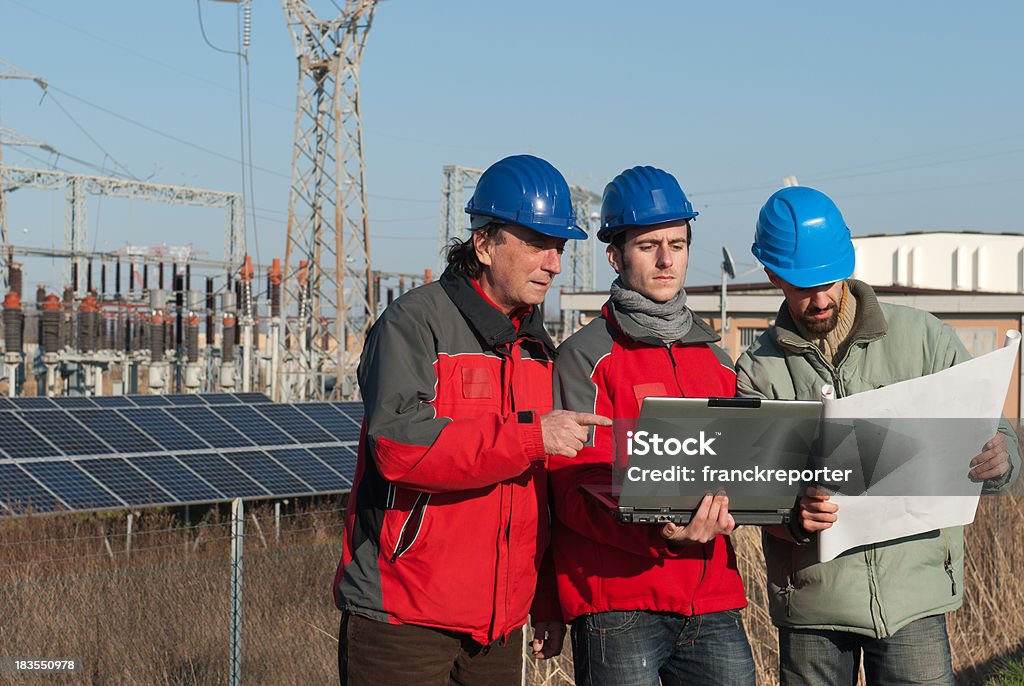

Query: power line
left=40, top=90, right=136, bottom=180
left=195, top=0, right=238, bottom=56
left=29, top=82, right=435, bottom=204
left=804, top=147, right=1023, bottom=185
left=5, top=138, right=117, bottom=178
left=691, top=137, right=1023, bottom=198
left=2, top=0, right=511, bottom=155
left=4, top=0, right=248, bottom=100
left=44, top=83, right=291, bottom=181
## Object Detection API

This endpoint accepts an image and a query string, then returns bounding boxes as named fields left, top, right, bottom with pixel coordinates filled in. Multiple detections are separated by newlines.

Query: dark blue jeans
left=571, top=609, right=756, bottom=686
left=779, top=614, right=955, bottom=686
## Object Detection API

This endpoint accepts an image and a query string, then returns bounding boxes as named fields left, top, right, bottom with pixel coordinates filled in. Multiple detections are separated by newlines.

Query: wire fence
left=0, top=504, right=341, bottom=685
left=1, top=495, right=1023, bottom=685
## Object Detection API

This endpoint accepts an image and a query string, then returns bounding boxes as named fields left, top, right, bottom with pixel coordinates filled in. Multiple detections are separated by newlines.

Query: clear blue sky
left=1, top=0, right=1021, bottom=293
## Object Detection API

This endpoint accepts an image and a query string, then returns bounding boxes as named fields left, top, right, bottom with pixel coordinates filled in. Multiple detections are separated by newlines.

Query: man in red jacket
left=551, top=166, right=756, bottom=685
left=333, top=154, right=611, bottom=686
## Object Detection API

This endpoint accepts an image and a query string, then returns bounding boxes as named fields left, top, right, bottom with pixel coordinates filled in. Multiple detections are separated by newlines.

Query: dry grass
left=950, top=493, right=1024, bottom=683
left=0, top=505, right=342, bottom=686
left=527, top=495, right=1024, bottom=686
left=1, top=496, right=1022, bottom=685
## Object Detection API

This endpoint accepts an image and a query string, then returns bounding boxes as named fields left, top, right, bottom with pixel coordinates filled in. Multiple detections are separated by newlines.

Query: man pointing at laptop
left=549, top=166, right=756, bottom=685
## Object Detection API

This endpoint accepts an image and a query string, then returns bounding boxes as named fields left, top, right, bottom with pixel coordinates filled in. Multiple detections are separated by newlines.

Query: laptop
left=581, top=396, right=823, bottom=525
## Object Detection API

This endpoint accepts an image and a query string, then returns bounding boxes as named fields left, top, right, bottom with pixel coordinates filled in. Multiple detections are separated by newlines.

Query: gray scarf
left=609, top=277, right=693, bottom=344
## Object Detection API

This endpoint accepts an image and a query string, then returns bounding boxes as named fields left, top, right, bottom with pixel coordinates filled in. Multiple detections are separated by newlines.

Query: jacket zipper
left=389, top=493, right=429, bottom=563
left=789, top=339, right=846, bottom=399
left=666, top=345, right=685, bottom=395
left=865, top=544, right=888, bottom=636
left=503, top=493, right=513, bottom=646
left=487, top=345, right=515, bottom=644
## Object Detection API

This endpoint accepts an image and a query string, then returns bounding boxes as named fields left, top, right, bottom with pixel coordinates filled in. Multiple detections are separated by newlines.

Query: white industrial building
left=851, top=232, right=1024, bottom=292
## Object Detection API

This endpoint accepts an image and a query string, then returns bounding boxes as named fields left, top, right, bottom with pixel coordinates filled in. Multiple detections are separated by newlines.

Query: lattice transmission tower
left=279, top=0, right=377, bottom=402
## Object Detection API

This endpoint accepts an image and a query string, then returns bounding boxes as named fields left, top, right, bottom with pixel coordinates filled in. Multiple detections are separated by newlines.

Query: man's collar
left=439, top=268, right=555, bottom=352
left=469, top=278, right=530, bottom=330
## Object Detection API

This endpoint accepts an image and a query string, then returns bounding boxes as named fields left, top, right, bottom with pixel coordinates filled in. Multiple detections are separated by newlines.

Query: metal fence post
left=230, top=498, right=244, bottom=686
left=274, top=501, right=281, bottom=545
left=125, top=512, right=133, bottom=560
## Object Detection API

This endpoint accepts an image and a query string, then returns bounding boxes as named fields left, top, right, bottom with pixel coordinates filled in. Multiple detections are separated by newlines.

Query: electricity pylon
left=279, top=0, right=377, bottom=401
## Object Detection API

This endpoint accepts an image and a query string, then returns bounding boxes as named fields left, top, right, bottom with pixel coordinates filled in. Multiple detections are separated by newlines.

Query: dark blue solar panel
left=10, top=396, right=57, bottom=410
left=166, top=406, right=253, bottom=448
left=231, top=392, right=272, bottom=404
left=296, top=403, right=360, bottom=442
left=253, top=405, right=333, bottom=443
left=129, top=395, right=172, bottom=407
left=121, top=408, right=211, bottom=451
left=225, top=450, right=309, bottom=495
left=0, top=413, right=61, bottom=459
left=22, top=461, right=124, bottom=510
left=0, top=463, right=66, bottom=514
left=0, top=396, right=15, bottom=411
left=210, top=405, right=295, bottom=446
left=77, top=458, right=172, bottom=506
left=129, top=455, right=224, bottom=502
left=199, top=393, right=241, bottom=405
left=51, top=396, right=98, bottom=409
left=336, top=401, right=364, bottom=428
left=268, top=448, right=350, bottom=491
left=310, top=445, right=358, bottom=484
left=75, top=410, right=160, bottom=454
left=177, top=453, right=268, bottom=498
left=164, top=394, right=207, bottom=406
left=0, top=392, right=365, bottom=514
left=92, top=396, right=136, bottom=408
left=19, top=411, right=112, bottom=456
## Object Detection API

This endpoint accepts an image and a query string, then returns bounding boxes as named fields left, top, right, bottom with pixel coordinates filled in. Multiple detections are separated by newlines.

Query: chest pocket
left=461, top=368, right=494, bottom=399
left=633, top=382, right=668, bottom=407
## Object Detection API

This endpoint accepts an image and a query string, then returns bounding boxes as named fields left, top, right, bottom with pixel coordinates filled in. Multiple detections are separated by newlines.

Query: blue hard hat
left=751, top=186, right=855, bottom=288
left=465, top=155, right=586, bottom=239
left=598, top=166, right=698, bottom=243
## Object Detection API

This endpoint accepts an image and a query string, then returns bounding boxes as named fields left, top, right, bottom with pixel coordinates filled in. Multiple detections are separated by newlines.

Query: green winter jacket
left=735, top=279, right=1019, bottom=638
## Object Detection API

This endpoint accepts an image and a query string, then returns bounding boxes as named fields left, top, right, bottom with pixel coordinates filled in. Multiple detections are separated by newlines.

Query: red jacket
left=550, top=301, right=747, bottom=621
left=333, top=269, right=559, bottom=646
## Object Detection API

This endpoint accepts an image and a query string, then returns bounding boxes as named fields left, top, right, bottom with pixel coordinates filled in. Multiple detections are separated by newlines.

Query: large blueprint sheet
left=817, top=331, right=1020, bottom=562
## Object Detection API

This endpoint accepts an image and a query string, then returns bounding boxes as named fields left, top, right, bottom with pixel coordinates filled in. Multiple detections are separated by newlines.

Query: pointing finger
left=571, top=412, right=613, bottom=427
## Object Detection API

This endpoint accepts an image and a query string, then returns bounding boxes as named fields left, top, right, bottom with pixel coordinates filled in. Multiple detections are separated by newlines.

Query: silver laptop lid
left=617, top=397, right=823, bottom=512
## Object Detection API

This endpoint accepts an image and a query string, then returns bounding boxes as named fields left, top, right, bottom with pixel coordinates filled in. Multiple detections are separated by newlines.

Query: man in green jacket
left=735, top=186, right=1019, bottom=685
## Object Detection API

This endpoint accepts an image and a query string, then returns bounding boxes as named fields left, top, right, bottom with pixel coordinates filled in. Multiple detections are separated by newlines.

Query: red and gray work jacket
left=550, top=301, right=747, bottom=622
left=333, top=268, right=559, bottom=646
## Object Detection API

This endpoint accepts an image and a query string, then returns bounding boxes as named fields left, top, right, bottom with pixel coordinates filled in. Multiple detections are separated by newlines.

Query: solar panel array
left=0, top=392, right=363, bottom=516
